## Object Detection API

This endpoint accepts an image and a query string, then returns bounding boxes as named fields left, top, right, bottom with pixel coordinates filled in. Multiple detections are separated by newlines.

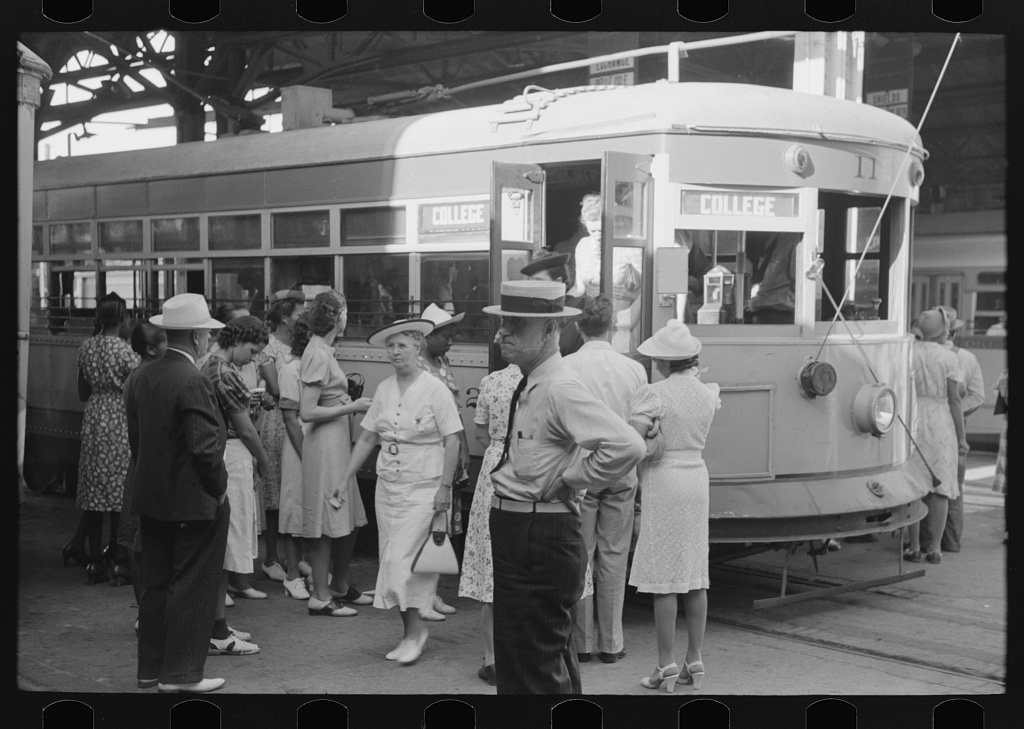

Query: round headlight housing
left=853, top=384, right=897, bottom=435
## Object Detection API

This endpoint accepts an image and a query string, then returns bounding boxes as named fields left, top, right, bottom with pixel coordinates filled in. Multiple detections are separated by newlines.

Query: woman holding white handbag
left=342, top=319, right=463, bottom=665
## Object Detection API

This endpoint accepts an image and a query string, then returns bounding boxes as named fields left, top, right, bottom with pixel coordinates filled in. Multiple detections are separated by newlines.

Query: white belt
left=660, top=449, right=703, bottom=463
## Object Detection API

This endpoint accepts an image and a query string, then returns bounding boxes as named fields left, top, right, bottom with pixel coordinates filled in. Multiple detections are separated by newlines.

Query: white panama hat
left=366, top=319, right=435, bottom=347
left=421, top=302, right=466, bottom=330
left=150, top=293, right=225, bottom=330
left=637, top=319, right=702, bottom=360
left=482, top=280, right=581, bottom=318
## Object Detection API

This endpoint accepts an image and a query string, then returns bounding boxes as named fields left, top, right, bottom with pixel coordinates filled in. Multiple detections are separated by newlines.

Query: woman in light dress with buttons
left=343, top=318, right=463, bottom=666
left=628, top=319, right=720, bottom=693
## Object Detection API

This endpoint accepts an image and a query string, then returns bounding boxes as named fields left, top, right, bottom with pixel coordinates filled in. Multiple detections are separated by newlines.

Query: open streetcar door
left=488, top=161, right=546, bottom=371
left=600, top=151, right=654, bottom=357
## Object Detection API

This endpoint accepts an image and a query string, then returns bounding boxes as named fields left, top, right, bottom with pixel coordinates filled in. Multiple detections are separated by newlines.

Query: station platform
left=17, top=452, right=1005, bottom=696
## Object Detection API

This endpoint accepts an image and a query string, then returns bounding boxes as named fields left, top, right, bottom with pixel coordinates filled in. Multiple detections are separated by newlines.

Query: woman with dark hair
left=299, top=291, right=374, bottom=617
left=629, top=320, right=720, bottom=692
left=116, top=322, right=166, bottom=627
left=201, top=316, right=270, bottom=656
left=255, top=291, right=308, bottom=583
left=276, top=313, right=313, bottom=599
left=63, top=293, right=139, bottom=584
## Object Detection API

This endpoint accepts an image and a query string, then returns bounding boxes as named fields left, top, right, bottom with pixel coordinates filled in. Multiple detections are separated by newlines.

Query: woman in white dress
left=904, top=309, right=967, bottom=564
left=343, top=319, right=463, bottom=666
left=628, top=319, right=720, bottom=692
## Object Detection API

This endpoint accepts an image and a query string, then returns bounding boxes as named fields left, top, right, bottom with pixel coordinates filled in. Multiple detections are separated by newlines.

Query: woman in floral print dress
left=64, top=293, right=139, bottom=584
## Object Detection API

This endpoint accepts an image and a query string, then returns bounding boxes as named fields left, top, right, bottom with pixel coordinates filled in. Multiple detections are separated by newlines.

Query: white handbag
left=411, top=511, right=460, bottom=575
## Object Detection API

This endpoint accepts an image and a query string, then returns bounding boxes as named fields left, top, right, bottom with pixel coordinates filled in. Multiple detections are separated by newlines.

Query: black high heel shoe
left=102, top=543, right=118, bottom=567
left=61, top=543, right=90, bottom=568
left=86, top=562, right=110, bottom=585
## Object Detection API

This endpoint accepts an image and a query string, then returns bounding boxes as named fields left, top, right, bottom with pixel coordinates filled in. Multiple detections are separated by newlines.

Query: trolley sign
left=419, top=202, right=489, bottom=233
left=674, top=186, right=808, bottom=233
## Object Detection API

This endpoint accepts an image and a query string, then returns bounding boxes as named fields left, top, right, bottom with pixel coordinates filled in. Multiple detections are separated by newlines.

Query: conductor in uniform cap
left=125, top=293, right=230, bottom=693
left=519, top=251, right=586, bottom=356
left=485, top=279, right=646, bottom=694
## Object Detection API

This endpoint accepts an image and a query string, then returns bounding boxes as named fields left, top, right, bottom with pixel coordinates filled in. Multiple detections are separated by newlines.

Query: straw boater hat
left=519, top=251, right=570, bottom=278
left=421, top=302, right=465, bottom=330
left=150, top=293, right=225, bottom=330
left=637, top=319, right=702, bottom=360
left=917, top=309, right=949, bottom=341
left=366, top=319, right=434, bottom=347
left=270, top=289, right=305, bottom=304
left=482, top=280, right=581, bottom=318
left=936, top=305, right=965, bottom=333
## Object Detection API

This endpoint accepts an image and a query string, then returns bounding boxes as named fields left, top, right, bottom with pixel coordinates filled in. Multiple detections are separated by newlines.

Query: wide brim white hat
left=482, top=279, right=581, bottom=318
left=367, top=319, right=435, bottom=347
left=637, top=319, right=702, bottom=360
left=150, top=293, right=225, bottom=330
left=936, top=305, right=965, bottom=333
left=421, top=302, right=466, bottom=330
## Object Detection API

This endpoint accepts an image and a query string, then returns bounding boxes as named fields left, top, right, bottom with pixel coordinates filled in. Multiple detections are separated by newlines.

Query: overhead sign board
left=419, top=202, right=489, bottom=234
left=680, top=190, right=800, bottom=218
left=589, top=57, right=635, bottom=74
left=866, top=88, right=910, bottom=119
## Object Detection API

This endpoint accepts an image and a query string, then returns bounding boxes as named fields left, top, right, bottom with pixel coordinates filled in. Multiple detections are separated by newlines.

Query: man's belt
left=491, top=495, right=571, bottom=514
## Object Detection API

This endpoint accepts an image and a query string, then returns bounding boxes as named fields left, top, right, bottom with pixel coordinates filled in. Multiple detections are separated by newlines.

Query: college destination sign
left=420, top=202, right=489, bottom=234
left=680, top=191, right=800, bottom=218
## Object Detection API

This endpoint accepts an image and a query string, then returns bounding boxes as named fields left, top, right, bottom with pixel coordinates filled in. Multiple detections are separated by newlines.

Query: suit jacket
left=125, top=349, right=228, bottom=521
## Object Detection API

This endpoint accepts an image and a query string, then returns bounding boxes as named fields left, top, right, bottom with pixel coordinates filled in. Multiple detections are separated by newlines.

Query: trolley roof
left=35, top=82, right=925, bottom=190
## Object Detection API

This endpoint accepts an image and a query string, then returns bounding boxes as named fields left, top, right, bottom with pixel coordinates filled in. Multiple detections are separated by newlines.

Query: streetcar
left=27, top=46, right=934, bottom=570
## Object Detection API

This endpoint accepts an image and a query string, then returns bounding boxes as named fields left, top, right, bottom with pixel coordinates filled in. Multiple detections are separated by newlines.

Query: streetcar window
left=975, top=291, right=1005, bottom=311
left=342, top=254, right=410, bottom=339
left=100, top=261, right=145, bottom=310
left=99, top=220, right=143, bottom=254
left=209, top=214, right=261, bottom=251
left=151, top=259, right=204, bottom=314
left=977, top=271, right=1005, bottom=286
left=30, top=263, right=47, bottom=331
left=152, top=217, right=200, bottom=252
left=32, top=225, right=42, bottom=255
left=272, top=210, right=330, bottom=249
left=49, top=223, right=92, bottom=256
left=419, top=253, right=490, bottom=343
left=271, top=256, right=334, bottom=293
left=343, top=208, right=406, bottom=246
left=48, top=262, right=97, bottom=310
left=211, top=258, right=265, bottom=316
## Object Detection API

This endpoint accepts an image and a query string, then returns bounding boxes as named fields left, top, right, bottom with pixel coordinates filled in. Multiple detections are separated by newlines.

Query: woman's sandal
left=682, top=660, right=705, bottom=690
left=903, top=548, right=924, bottom=562
left=640, top=663, right=680, bottom=692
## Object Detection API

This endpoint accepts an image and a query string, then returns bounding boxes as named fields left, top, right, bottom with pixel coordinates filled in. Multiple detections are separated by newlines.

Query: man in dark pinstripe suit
left=126, top=294, right=230, bottom=694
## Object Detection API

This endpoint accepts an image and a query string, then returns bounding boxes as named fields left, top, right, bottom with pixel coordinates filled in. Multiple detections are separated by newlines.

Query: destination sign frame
left=672, top=185, right=811, bottom=233
left=419, top=201, right=489, bottom=234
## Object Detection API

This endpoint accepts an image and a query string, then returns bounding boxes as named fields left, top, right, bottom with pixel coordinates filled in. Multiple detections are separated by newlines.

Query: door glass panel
left=611, top=246, right=644, bottom=353
left=341, top=254, right=410, bottom=340
left=273, top=210, right=330, bottom=248
left=153, top=217, right=200, bottom=252
left=99, top=220, right=143, bottom=254
left=500, top=188, right=534, bottom=243
left=500, top=250, right=530, bottom=283
left=209, top=214, right=261, bottom=251
left=211, top=258, right=265, bottom=315
left=612, top=181, right=646, bottom=239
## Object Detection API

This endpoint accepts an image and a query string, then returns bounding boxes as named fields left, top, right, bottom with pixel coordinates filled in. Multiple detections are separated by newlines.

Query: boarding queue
left=59, top=248, right=982, bottom=695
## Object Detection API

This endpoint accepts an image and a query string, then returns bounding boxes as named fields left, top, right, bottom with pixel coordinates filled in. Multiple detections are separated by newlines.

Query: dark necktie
left=491, top=375, right=528, bottom=475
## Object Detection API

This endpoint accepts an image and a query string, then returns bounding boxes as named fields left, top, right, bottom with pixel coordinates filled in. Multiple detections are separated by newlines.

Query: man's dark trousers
left=490, top=508, right=587, bottom=694
left=138, top=500, right=230, bottom=683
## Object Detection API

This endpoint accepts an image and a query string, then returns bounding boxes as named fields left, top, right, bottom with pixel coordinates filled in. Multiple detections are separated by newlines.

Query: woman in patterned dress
left=255, top=290, right=308, bottom=583
left=628, top=320, right=720, bottom=692
left=64, top=293, right=139, bottom=584
left=416, top=303, right=472, bottom=620
left=299, top=291, right=374, bottom=617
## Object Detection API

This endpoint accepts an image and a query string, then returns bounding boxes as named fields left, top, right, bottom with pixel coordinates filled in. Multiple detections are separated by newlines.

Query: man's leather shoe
left=137, top=678, right=159, bottom=689
left=599, top=649, right=627, bottom=664
left=157, top=678, right=225, bottom=693
left=577, top=652, right=592, bottom=663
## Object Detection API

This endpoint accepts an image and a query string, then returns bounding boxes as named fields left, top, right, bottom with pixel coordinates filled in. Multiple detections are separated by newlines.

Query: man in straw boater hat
left=484, top=279, right=646, bottom=694
left=933, top=305, right=985, bottom=553
left=125, top=293, right=231, bottom=693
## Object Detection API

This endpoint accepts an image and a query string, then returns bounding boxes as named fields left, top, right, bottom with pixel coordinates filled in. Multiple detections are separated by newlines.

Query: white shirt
left=944, top=341, right=986, bottom=416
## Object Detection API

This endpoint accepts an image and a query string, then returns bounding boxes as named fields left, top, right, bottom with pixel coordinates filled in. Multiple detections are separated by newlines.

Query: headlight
left=853, top=384, right=897, bottom=435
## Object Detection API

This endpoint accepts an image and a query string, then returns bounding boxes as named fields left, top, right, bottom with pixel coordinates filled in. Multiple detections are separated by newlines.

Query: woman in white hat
left=903, top=309, right=967, bottom=565
left=628, top=319, right=720, bottom=692
left=416, top=303, right=471, bottom=620
left=342, top=318, right=463, bottom=665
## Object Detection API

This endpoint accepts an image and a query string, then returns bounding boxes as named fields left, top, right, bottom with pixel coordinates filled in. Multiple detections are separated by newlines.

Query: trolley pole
left=16, top=43, right=52, bottom=503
